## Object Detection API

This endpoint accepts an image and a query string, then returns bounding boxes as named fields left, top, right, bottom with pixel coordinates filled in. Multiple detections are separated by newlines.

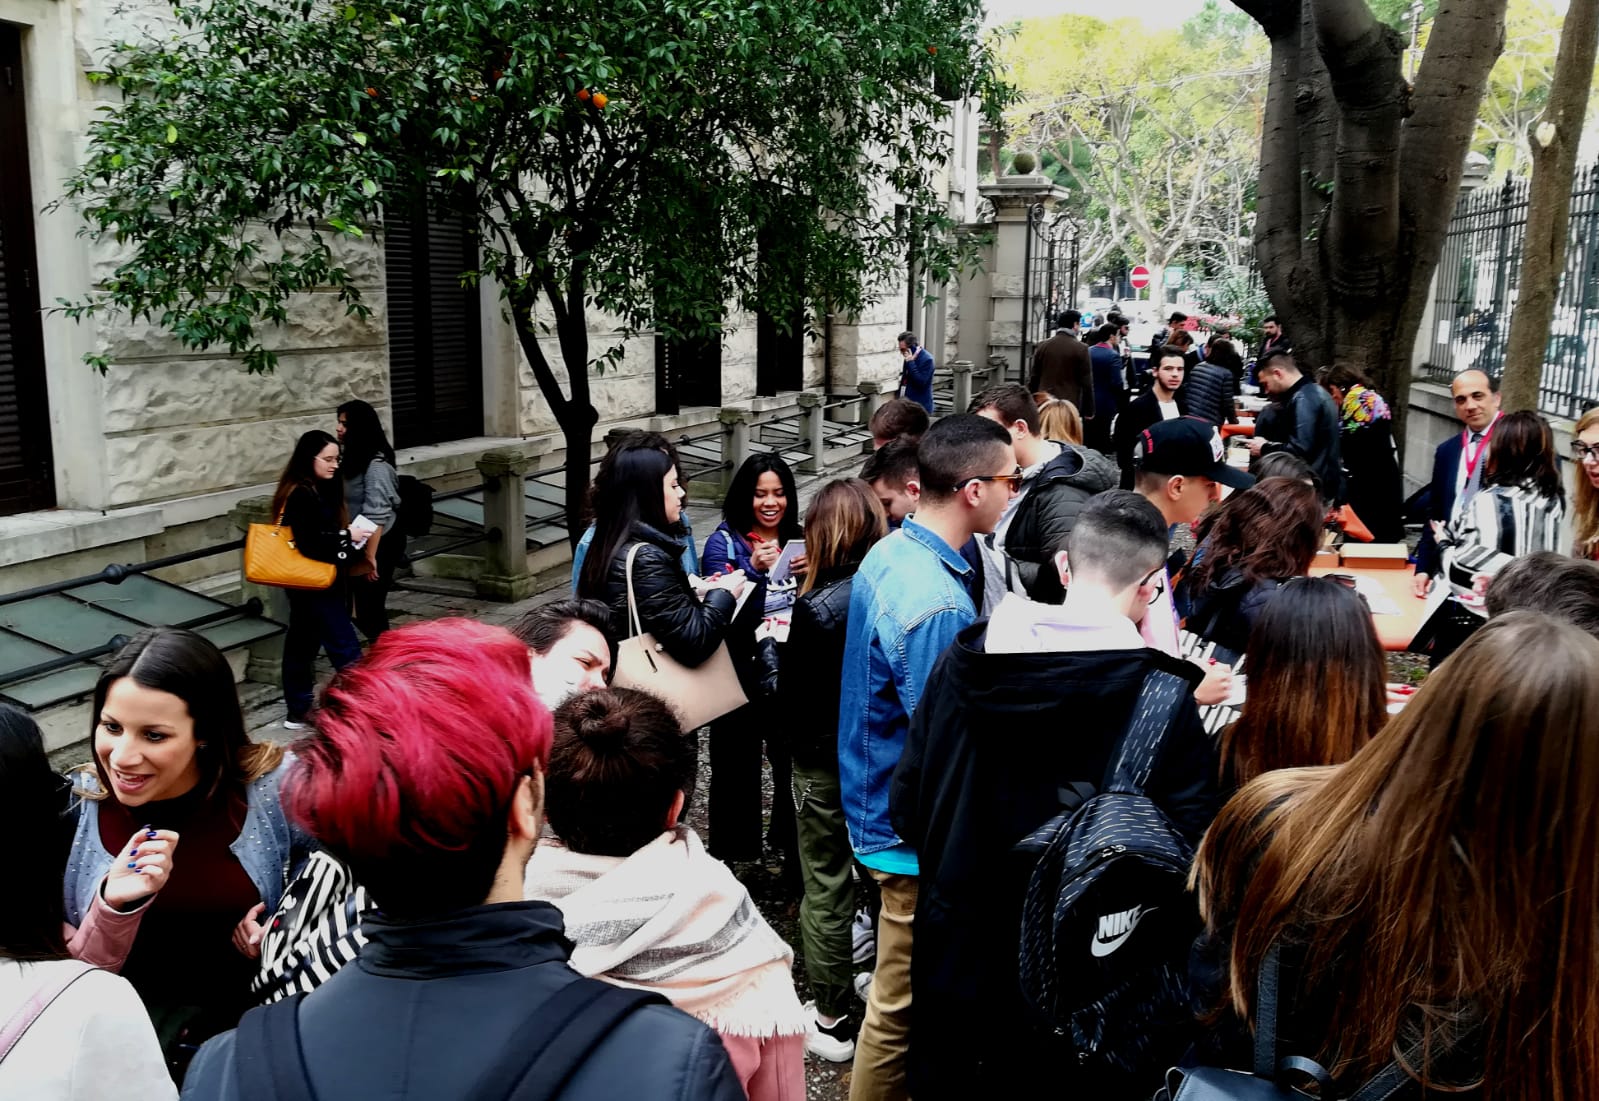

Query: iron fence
left=1020, top=205, right=1081, bottom=379
left=1425, top=164, right=1599, bottom=420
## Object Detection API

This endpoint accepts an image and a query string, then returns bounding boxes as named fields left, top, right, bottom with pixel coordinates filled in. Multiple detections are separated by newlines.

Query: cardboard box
left=1339, top=542, right=1410, bottom=569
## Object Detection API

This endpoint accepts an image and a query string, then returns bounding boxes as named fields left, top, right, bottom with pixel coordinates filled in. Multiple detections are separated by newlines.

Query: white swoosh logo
left=1090, top=907, right=1155, bottom=958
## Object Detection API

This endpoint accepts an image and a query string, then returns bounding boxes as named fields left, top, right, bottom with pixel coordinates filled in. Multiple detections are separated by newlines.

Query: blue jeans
left=282, top=587, right=363, bottom=720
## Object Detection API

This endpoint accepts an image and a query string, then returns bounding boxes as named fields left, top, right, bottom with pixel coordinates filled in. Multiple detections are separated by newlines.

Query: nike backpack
left=1015, top=668, right=1204, bottom=1081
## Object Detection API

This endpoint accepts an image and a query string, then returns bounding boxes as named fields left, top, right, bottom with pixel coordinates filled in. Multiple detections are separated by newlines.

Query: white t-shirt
left=1158, top=400, right=1181, bottom=421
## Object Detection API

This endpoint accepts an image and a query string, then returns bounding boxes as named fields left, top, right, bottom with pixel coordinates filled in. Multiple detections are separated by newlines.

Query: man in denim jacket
left=838, top=414, right=1017, bottom=1101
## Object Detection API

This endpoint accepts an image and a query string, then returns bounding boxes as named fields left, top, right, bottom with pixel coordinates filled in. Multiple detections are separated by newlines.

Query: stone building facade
left=0, top=0, right=984, bottom=591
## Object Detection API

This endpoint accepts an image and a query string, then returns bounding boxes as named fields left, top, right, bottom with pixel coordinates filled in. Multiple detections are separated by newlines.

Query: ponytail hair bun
left=575, top=704, right=630, bottom=751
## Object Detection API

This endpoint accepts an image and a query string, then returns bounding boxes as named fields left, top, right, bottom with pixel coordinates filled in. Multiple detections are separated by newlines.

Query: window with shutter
left=382, top=204, right=483, bottom=448
left=0, top=27, right=55, bottom=517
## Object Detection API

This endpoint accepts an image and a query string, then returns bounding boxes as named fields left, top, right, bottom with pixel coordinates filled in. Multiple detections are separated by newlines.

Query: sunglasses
left=953, top=466, right=1024, bottom=493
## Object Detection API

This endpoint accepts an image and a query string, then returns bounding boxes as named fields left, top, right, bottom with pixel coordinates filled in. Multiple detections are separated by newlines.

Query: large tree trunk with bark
left=1500, top=0, right=1598, bottom=412
left=1235, top=0, right=1508, bottom=451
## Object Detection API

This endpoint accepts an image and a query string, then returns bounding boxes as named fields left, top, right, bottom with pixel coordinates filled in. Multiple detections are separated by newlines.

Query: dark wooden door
left=0, top=26, right=55, bottom=515
left=383, top=207, right=483, bottom=448
left=658, top=331, right=722, bottom=410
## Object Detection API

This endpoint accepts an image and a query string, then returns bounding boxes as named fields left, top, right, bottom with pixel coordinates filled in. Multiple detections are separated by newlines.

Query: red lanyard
left=1462, top=416, right=1498, bottom=478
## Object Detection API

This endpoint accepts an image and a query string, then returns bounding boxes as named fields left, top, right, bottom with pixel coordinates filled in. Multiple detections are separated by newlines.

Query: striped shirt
left=1441, top=482, right=1566, bottom=598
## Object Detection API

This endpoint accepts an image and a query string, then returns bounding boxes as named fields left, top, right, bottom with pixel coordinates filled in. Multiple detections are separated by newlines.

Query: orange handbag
left=244, top=514, right=337, bottom=590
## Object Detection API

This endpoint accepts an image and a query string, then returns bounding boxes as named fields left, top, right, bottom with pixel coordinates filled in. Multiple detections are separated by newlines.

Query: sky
left=983, top=0, right=1212, bottom=27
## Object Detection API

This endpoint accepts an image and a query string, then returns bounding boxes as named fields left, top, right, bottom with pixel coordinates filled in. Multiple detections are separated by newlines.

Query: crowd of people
left=5, top=321, right=1599, bottom=1101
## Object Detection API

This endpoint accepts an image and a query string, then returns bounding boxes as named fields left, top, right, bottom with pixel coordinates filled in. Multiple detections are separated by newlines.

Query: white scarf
left=524, top=826, right=808, bottom=1038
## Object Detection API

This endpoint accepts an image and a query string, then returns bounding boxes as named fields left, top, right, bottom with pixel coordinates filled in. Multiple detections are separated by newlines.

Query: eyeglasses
left=1572, top=441, right=1599, bottom=464
left=1139, top=568, right=1165, bottom=605
left=953, top=466, right=1024, bottom=493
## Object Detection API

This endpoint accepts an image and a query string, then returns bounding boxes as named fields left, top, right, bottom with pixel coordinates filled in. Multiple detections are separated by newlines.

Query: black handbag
left=1156, top=946, right=1417, bottom=1101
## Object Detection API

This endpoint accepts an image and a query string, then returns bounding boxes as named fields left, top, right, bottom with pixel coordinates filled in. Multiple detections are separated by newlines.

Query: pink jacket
left=64, top=884, right=151, bottom=971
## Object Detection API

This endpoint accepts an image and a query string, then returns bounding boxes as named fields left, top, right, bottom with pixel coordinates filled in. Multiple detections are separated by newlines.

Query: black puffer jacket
left=1003, top=443, right=1120, bottom=603
left=1181, top=566, right=1287, bottom=663
left=599, top=522, right=738, bottom=668
left=1179, top=361, right=1237, bottom=428
left=776, top=566, right=856, bottom=768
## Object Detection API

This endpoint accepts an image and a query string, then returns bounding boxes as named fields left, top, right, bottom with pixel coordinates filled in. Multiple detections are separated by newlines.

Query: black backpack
left=396, top=474, right=435, bottom=538
left=1016, top=668, right=1202, bottom=1081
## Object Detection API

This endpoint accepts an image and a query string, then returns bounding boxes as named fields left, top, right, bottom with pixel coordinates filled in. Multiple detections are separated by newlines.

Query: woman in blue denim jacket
left=700, top=454, right=805, bottom=873
left=63, top=628, right=310, bottom=1078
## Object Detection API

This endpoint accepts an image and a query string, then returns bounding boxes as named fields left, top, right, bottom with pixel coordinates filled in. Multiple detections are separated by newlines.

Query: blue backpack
left=1016, top=668, right=1202, bottom=1081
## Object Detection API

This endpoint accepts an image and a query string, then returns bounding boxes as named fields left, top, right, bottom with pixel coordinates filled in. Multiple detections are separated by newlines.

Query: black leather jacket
left=600, top=522, right=738, bottom=668
left=776, top=567, right=856, bottom=767
left=1259, top=376, right=1344, bottom=501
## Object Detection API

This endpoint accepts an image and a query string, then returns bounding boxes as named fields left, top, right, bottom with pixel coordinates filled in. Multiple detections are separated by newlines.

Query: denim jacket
left=63, top=759, right=309, bottom=928
left=571, top=516, right=697, bottom=592
left=838, top=519, right=975, bottom=866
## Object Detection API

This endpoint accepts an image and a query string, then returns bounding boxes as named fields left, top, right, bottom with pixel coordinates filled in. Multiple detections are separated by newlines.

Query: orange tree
left=60, top=0, right=1011, bottom=540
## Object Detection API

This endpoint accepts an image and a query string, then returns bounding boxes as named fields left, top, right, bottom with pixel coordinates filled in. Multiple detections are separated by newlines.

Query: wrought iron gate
left=1019, top=204, right=1081, bottom=384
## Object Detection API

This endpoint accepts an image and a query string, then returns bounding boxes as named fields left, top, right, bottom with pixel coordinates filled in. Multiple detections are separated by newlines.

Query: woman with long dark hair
left=1218, top=577, right=1387, bottom=794
left=575, top=446, right=749, bottom=681
left=1193, top=613, right=1599, bottom=1100
left=778, top=479, right=888, bottom=1062
left=1318, top=365, right=1404, bottom=542
left=697, top=454, right=805, bottom=867
left=1178, top=476, right=1324, bottom=663
left=0, top=705, right=175, bottom=1098
left=570, top=430, right=699, bottom=590
left=1419, top=411, right=1567, bottom=667
left=63, top=629, right=307, bottom=1076
left=335, top=399, right=403, bottom=640
left=272, top=429, right=362, bottom=728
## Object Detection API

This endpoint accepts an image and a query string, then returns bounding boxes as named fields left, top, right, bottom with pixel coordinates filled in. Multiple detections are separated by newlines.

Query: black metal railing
left=1426, top=164, right=1599, bottom=420
left=0, top=539, right=245, bottom=611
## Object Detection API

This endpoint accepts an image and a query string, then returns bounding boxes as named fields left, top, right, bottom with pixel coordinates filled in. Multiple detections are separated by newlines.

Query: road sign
left=1129, top=265, right=1152, bottom=290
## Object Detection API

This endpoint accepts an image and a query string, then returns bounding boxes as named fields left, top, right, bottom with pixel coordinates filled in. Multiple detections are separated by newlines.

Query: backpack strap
left=1104, top=668, right=1191, bottom=793
left=623, top=543, right=646, bottom=640
left=1252, top=943, right=1281, bottom=1079
left=233, top=994, right=316, bottom=1101
left=0, top=961, right=96, bottom=1066
left=473, top=978, right=669, bottom=1101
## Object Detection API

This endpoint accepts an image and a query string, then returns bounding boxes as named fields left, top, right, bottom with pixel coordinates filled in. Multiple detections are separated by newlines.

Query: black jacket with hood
left=775, top=565, right=857, bottom=768
left=889, top=615, right=1219, bottom=1098
left=1002, top=443, right=1120, bottom=603
left=1181, top=566, right=1288, bottom=664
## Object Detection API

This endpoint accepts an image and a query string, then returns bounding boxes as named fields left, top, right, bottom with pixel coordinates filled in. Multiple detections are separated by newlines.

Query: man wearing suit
left=1029, top=312, right=1096, bottom=419
left=1413, top=369, right=1504, bottom=598
left=1114, top=345, right=1187, bottom=488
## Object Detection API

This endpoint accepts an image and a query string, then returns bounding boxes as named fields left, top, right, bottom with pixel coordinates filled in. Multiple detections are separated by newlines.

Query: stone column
left=986, top=353, right=1010, bottom=389
left=950, top=359, right=976, bottom=413
left=474, top=448, right=535, bottom=601
left=975, top=176, right=1070, bottom=384
left=718, top=407, right=752, bottom=484
left=229, top=496, right=294, bottom=686
left=857, top=380, right=890, bottom=422
left=796, top=392, right=827, bottom=475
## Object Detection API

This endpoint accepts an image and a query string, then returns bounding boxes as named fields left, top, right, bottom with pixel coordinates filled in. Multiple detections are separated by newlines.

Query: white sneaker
left=853, top=971, right=873, bottom=1002
left=802, top=1002, right=856, bottom=1063
left=851, top=908, right=876, bottom=965
left=281, top=718, right=308, bottom=731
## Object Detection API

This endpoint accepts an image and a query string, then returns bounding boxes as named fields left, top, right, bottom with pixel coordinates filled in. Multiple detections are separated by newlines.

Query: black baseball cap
left=1134, top=417, right=1255, bottom=490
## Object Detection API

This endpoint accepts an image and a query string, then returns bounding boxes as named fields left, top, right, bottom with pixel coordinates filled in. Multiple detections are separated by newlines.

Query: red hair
left=283, top=618, right=550, bottom=918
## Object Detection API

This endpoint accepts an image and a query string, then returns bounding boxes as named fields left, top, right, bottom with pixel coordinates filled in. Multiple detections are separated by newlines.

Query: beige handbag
left=610, top=543, right=748, bottom=731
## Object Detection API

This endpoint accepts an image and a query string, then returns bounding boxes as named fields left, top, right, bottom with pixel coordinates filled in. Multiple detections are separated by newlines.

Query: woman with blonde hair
left=1571, top=405, right=1599, bottom=560
left=1192, top=612, right=1599, bottom=1099
left=1035, top=397, right=1083, bottom=445
left=777, top=478, right=888, bottom=1063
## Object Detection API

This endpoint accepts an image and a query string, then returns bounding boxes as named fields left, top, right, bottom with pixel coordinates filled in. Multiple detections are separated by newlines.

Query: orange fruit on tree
left=592, top=91, right=608, bottom=109
left=577, top=87, right=591, bottom=101
left=928, top=45, right=937, bottom=54
left=366, top=86, right=378, bottom=97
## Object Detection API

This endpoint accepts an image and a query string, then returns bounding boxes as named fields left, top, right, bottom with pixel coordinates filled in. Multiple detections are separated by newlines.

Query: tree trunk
left=1500, top=0, right=1598, bottom=412
left=1236, top=0, right=1508, bottom=456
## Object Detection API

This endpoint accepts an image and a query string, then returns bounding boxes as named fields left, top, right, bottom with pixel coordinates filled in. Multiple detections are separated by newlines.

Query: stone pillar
left=474, top=448, right=535, bottom=601
left=857, top=379, right=890, bottom=422
left=950, top=359, right=977, bottom=413
left=986, top=353, right=1011, bottom=389
left=229, top=496, right=294, bottom=686
left=796, top=392, right=827, bottom=474
left=717, top=407, right=752, bottom=485
left=975, top=176, right=1071, bottom=384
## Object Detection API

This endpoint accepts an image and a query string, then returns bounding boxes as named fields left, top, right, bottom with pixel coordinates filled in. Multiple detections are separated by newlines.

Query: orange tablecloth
left=1309, top=563, right=1428, bottom=652
left=1220, top=423, right=1255, bottom=439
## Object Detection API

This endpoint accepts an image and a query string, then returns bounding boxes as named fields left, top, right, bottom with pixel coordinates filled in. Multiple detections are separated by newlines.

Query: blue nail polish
left=130, top=849, right=139, bottom=856
left=127, top=862, right=137, bottom=869
left=146, top=830, right=157, bottom=839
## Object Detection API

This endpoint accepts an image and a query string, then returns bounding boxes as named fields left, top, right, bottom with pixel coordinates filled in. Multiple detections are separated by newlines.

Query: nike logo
left=1091, top=904, right=1155, bottom=958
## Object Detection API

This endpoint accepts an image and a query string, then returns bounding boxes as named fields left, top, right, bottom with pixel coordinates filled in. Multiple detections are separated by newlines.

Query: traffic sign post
left=1129, top=264, right=1152, bottom=294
